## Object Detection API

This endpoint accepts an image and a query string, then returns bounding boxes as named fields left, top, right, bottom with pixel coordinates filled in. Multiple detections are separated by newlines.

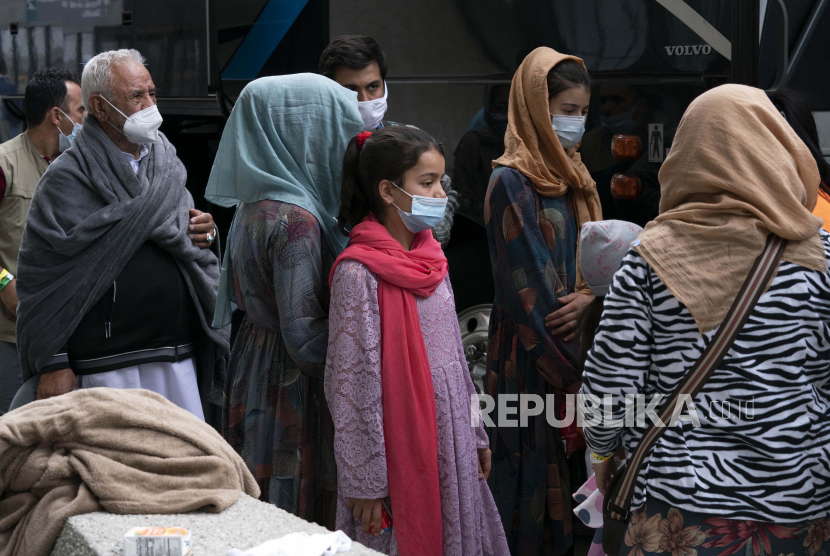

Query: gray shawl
left=15, top=117, right=229, bottom=405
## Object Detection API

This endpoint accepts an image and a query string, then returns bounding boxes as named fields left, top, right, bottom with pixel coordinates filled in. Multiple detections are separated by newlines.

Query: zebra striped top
left=580, top=230, right=830, bottom=522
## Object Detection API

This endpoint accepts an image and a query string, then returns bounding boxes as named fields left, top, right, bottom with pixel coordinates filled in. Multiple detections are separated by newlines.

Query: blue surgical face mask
left=551, top=114, right=585, bottom=148
left=391, top=182, right=448, bottom=233
left=57, top=109, right=82, bottom=153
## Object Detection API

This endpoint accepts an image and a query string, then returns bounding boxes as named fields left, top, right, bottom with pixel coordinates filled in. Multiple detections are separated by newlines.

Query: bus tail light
left=611, top=135, right=643, bottom=160
left=611, top=174, right=643, bottom=200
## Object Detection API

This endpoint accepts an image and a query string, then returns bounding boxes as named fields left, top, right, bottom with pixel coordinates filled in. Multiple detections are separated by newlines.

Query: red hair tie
left=357, top=131, right=372, bottom=150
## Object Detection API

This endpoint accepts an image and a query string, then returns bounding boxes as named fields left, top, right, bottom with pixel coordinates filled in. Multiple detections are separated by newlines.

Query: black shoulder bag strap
left=602, top=233, right=787, bottom=556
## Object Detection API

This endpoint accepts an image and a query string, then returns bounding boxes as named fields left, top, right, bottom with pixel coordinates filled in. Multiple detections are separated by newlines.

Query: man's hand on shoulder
left=37, top=368, right=77, bottom=400
left=188, top=209, right=216, bottom=249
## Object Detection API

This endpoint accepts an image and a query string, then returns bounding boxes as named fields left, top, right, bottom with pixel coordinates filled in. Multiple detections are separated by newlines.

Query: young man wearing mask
left=0, top=68, right=85, bottom=414
left=318, top=35, right=458, bottom=246
left=318, top=35, right=389, bottom=131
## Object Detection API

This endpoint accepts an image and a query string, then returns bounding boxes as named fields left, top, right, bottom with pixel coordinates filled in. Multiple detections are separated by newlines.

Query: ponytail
left=338, top=126, right=444, bottom=235
left=337, top=135, right=381, bottom=235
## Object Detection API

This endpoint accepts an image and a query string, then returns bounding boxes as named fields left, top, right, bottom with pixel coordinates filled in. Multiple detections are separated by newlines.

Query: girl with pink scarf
left=325, top=126, right=509, bottom=555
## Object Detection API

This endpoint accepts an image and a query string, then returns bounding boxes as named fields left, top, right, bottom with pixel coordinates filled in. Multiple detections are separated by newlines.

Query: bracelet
left=0, top=270, right=12, bottom=292
left=590, top=451, right=613, bottom=464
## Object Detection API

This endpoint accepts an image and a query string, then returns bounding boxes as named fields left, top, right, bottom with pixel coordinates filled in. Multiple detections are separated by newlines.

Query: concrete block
left=51, top=494, right=384, bottom=556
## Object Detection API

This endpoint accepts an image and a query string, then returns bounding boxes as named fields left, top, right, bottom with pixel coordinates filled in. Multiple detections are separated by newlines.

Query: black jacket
left=42, top=241, right=199, bottom=374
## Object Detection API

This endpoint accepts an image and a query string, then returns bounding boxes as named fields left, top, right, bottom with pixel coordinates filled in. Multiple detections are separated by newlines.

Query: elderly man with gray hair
left=14, top=49, right=228, bottom=422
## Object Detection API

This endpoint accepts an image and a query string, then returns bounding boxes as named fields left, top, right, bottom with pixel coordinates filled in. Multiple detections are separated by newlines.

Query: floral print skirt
left=622, top=498, right=830, bottom=556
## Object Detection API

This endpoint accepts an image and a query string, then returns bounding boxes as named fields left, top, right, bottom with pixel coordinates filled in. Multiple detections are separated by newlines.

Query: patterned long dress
left=325, top=260, right=510, bottom=556
left=484, top=167, right=582, bottom=555
left=222, top=200, right=337, bottom=528
left=620, top=498, right=830, bottom=556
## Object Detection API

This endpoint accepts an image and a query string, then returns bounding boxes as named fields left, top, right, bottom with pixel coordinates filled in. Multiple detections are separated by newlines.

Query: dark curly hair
left=318, top=35, right=388, bottom=82
left=24, top=68, right=79, bottom=127
left=338, top=126, right=444, bottom=235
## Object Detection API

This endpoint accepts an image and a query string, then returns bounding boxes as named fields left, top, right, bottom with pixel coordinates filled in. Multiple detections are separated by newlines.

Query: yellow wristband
left=590, top=451, right=613, bottom=464
left=0, top=269, right=7, bottom=282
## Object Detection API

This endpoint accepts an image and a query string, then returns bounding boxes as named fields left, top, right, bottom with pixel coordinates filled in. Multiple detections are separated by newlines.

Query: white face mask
left=57, top=109, right=82, bottom=153
left=357, top=82, right=388, bottom=131
left=101, top=95, right=163, bottom=144
left=551, top=114, right=585, bottom=148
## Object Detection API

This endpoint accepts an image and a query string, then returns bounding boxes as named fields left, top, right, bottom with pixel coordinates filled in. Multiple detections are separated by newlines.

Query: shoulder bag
left=602, top=233, right=788, bottom=556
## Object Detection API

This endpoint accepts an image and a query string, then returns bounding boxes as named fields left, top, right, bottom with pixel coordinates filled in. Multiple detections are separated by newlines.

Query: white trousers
left=78, top=357, right=204, bottom=420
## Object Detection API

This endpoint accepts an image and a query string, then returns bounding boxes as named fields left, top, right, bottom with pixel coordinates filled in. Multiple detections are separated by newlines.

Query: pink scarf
left=330, top=215, right=447, bottom=555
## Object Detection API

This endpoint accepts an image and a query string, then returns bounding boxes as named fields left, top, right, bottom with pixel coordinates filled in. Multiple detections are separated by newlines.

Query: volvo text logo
left=665, top=45, right=713, bottom=55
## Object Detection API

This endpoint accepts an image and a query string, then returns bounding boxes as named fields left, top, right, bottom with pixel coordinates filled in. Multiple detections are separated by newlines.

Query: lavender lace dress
left=325, top=260, right=510, bottom=555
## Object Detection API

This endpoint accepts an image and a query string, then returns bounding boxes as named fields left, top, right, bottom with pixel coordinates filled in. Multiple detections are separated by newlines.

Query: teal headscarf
left=205, top=73, right=363, bottom=326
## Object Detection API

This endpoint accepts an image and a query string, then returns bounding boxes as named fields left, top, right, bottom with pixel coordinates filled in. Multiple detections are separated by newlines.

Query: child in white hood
left=571, top=219, right=642, bottom=556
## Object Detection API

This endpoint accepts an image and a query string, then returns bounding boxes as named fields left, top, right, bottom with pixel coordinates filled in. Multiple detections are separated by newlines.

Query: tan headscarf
left=635, top=84, right=827, bottom=333
left=489, top=47, right=602, bottom=295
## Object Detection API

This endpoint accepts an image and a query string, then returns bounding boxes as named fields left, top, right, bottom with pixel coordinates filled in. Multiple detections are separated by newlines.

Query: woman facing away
left=324, top=126, right=510, bottom=555
left=204, top=74, right=363, bottom=527
left=581, top=85, right=830, bottom=556
left=484, top=47, right=602, bottom=554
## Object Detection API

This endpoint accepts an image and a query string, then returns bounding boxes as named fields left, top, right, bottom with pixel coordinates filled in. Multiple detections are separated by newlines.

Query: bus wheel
left=457, top=304, right=491, bottom=395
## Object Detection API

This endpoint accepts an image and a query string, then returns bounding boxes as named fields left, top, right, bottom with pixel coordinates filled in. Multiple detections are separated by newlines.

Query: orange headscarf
left=490, top=47, right=602, bottom=295
left=635, top=84, right=827, bottom=333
